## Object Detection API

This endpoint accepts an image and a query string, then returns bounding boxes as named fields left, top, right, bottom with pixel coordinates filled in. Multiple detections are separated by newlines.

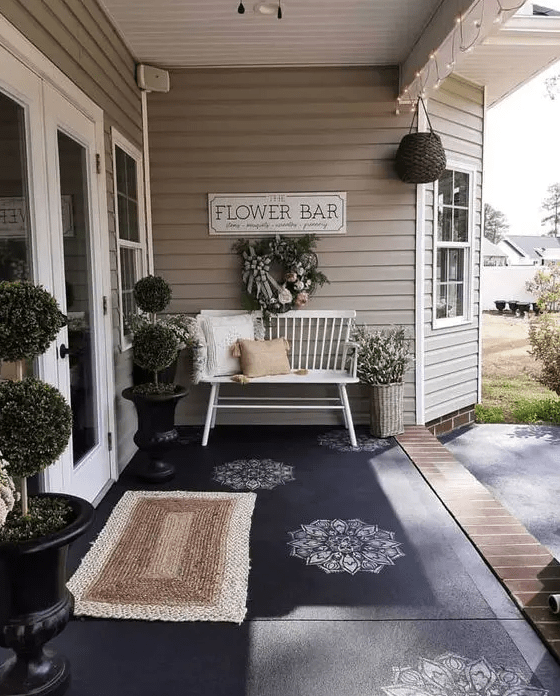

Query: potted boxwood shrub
left=122, top=275, right=192, bottom=483
left=0, top=280, right=94, bottom=696
left=352, top=325, right=413, bottom=437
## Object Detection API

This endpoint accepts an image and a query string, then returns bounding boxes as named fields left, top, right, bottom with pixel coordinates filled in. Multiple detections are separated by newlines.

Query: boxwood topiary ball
left=0, top=281, right=67, bottom=362
left=0, top=378, right=72, bottom=479
left=134, top=275, right=172, bottom=314
left=132, top=324, right=178, bottom=374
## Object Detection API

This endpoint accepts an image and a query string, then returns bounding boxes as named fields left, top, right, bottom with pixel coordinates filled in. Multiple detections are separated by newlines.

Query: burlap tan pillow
left=238, top=338, right=291, bottom=378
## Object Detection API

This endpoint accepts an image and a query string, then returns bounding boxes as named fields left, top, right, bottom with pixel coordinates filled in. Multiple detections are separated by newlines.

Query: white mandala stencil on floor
left=213, top=458, right=295, bottom=491
left=317, top=429, right=391, bottom=452
left=287, top=518, right=404, bottom=575
left=381, top=653, right=548, bottom=696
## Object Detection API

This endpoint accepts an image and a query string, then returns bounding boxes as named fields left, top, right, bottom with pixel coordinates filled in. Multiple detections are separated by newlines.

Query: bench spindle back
left=265, top=311, right=354, bottom=372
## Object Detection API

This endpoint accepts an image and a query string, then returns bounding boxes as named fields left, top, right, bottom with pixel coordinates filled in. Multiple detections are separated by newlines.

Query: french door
left=0, top=43, right=115, bottom=503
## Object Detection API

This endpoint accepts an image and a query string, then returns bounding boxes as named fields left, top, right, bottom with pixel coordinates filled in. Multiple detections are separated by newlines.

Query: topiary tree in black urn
left=0, top=280, right=94, bottom=696
left=123, top=276, right=188, bottom=483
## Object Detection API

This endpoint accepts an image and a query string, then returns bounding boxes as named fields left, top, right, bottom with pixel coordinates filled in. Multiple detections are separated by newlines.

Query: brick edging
left=396, top=426, right=560, bottom=662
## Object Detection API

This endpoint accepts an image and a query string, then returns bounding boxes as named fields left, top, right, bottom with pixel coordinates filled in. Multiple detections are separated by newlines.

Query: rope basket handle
left=408, top=97, right=436, bottom=135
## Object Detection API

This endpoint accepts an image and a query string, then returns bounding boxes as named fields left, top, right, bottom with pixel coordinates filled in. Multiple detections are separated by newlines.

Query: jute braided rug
left=67, top=491, right=256, bottom=624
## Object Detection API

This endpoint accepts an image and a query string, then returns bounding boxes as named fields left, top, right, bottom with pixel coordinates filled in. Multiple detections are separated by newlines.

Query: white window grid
left=432, top=164, right=475, bottom=328
left=112, top=128, right=147, bottom=350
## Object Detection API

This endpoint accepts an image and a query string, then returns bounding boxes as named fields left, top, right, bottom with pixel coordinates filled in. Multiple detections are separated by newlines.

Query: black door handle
left=59, top=344, right=70, bottom=359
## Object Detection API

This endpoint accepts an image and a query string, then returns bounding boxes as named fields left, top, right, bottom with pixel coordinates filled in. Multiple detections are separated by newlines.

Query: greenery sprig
left=352, top=325, right=413, bottom=386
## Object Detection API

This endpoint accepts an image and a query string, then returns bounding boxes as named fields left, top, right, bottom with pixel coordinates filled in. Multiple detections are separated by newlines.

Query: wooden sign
left=208, top=192, right=346, bottom=236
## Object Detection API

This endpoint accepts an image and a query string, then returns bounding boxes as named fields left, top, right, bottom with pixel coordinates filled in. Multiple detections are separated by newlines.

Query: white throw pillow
left=201, top=314, right=255, bottom=376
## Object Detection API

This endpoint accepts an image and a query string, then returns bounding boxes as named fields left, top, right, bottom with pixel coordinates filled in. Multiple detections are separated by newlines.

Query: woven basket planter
left=395, top=97, right=446, bottom=184
left=369, top=383, right=404, bottom=438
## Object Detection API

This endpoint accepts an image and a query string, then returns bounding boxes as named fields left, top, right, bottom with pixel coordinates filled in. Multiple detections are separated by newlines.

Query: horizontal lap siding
left=2, top=0, right=143, bottom=469
left=423, top=76, right=484, bottom=422
left=149, top=66, right=417, bottom=426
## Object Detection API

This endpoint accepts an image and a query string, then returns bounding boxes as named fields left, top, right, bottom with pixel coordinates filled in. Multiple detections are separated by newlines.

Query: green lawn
left=477, top=374, right=560, bottom=424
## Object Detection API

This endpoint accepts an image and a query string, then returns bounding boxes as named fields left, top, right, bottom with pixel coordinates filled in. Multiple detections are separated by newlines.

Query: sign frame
left=208, top=192, right=346, bottom=236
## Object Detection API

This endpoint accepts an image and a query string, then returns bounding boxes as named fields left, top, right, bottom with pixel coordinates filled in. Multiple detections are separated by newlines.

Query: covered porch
left=2, top=424, right=559, bottom=694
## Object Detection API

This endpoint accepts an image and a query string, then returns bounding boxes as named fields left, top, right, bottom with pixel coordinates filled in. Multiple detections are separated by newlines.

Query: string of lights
left=396, top=0, right=526, bottom=114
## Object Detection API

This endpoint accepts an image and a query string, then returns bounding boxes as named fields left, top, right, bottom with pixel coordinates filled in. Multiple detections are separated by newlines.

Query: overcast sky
left=485, top=32, right=560, bottom=236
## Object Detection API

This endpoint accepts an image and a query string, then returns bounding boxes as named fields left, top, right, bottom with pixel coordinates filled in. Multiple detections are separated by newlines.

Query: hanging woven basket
left=395, top=97, right=446, bottom=184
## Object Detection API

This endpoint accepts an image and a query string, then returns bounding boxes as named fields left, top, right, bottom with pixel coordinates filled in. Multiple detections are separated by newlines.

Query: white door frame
left=0, top=15, right=118, bottom=499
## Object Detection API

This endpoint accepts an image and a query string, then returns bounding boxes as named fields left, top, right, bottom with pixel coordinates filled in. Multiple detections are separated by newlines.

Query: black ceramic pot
left=122, top=386, right=188, bottom=483
left=494, top=300, right=506, bottom=313
left=0, top=494, right=94, bottom=696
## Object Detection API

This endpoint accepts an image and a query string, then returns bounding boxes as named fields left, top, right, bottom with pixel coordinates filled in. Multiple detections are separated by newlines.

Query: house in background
left=1, top=0, right=560, bottom=505
left=482, top=238, right=509, bottom=266
left=499, top=234, right=560, bottom=265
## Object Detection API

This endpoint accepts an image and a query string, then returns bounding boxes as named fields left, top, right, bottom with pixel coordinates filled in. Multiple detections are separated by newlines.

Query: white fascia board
left=485, top=16, right=560, bottom=45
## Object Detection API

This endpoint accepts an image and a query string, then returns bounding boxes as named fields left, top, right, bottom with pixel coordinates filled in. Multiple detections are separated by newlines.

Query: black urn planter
left=494, top=300, right=506, bottom=313
left=122, top=386, right=188, bottom=483
left=0, top=494, right=94, bottom=696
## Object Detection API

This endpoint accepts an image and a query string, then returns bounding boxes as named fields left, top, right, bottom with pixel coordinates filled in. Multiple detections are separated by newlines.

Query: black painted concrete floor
left=3, top=425, right=560, bottom=695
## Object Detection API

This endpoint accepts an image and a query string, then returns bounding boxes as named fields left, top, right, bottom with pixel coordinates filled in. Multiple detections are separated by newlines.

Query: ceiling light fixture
left=251, top=1, right=283, bottom=18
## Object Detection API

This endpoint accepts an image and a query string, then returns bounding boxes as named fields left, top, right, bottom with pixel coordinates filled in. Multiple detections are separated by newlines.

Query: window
left=112, top=130, right=146, bottom=349
left=433, top=167, right=474, bottom=326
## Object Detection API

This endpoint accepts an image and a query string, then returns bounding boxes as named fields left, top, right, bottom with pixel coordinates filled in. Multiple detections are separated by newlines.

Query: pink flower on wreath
left=285, top=271, right=298, bottom=283
left=295, top=292, right=309, bottom=308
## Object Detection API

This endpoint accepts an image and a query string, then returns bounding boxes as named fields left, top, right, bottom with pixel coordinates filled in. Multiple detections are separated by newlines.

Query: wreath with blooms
left=232, top=234, right=328, bottom=317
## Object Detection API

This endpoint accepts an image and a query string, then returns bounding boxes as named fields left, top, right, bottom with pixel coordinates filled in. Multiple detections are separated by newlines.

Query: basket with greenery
left=0, top=280, right=74, bottom=542
left=352, top=325, right=413, bottom=386
left=129, top=275, right=195, bottom=395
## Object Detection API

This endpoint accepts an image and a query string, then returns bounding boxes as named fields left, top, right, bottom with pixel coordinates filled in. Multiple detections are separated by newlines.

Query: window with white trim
left=112, top=130, right=146, bottom=349
left=433, top=167, right=473, bottom=326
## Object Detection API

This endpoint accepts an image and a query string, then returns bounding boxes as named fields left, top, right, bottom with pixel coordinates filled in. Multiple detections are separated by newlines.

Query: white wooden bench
left=196, top=309, right=359, bottom=447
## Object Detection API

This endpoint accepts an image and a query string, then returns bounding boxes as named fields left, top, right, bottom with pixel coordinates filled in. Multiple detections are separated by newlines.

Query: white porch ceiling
left=97, top=0, right=444, bottom=68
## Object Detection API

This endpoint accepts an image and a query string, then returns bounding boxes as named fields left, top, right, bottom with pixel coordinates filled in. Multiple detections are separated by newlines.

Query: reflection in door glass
left=0, top=91, right=31, bottom=282
left=0, top=91, right=32, bottom=381
left=57, top=131, right=98, bottom=465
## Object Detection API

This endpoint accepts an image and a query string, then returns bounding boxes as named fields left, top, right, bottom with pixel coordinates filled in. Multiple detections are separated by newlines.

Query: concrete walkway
left=397, top=424, right=560, bottom=663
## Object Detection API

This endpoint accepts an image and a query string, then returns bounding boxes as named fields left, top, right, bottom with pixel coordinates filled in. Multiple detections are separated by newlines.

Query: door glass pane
left=0, top=91, right=31, bottom=282
left=58, top=131, right=98, bottom=465
left=0, top=91, right=32, bottom=380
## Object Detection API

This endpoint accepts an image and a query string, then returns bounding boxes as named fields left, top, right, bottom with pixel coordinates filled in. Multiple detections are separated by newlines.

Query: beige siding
left=423, top=75, right=484, bottom=422
left=2, top=0, right=143, bottom=469
left=149, top=66, right=417, bottom=426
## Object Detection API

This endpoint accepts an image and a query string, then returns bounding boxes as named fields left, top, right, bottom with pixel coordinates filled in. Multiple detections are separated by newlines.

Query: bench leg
left=210, top=384, right=220, bottom=428
left=338, top=385, right=349, bottom=429
left=339, top=384, right=358, bottom=448
left=202, top=383, right=218, bottom=447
